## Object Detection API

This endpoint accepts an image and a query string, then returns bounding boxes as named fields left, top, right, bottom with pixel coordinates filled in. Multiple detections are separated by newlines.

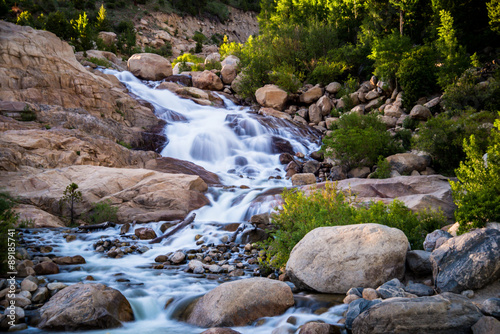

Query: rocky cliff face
left=0, top=20, right=212, bottom=226
left=0, top=21, right=159, bottom=147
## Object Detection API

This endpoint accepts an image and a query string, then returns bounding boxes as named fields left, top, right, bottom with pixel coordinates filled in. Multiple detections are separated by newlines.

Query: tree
left=389, top=0, right=418, bottom=36
left=96, top=4, right=108, bottom=32
left=450, top=116, right=500, bottom=234
left=487, top=0, right=500, bottom=34
left=60, top=183, right=83, bottom=226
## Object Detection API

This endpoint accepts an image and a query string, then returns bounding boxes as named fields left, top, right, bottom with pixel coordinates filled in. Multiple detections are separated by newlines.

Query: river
left=21, top=70, right=347, bottom=334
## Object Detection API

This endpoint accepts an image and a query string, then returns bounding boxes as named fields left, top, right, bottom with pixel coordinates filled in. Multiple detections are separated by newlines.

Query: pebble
left=47, top=282, right=67, bottom=291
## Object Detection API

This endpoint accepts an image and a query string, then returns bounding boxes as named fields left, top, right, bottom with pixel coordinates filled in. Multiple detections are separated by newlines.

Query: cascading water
left=23, top=70, right=347, bottom=334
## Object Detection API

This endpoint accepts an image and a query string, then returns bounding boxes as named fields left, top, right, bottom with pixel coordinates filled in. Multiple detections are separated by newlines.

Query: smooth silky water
left=23, top=70, right=347, bottom=333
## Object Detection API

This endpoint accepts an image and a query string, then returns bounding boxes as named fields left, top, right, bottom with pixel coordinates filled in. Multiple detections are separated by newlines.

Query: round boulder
left=386, top=153, right=428, bottom=175
left=127, top=53, right=172, bottom=81
left=192, top=70, right=223, bottom=91
left=409, top=104, right=432, bottom=121
left=134, top=227, right=157, bottom=240
left=286, top=224, right=408, bottom=293
left=255, top=84, right=288, bottom=111
left=185, top=277, right=294, bottom=327
left=38, top=283, right=134, bottom=330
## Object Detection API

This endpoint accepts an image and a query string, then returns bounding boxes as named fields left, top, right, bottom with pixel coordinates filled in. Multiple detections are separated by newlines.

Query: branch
left=78, top=222, right=116, bottom=231
left=149, top=212, right=196, bottom=244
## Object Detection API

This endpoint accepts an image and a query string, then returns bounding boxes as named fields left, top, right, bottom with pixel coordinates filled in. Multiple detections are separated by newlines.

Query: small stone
left=32, top=287, right=49, bottom=303
left=21, top=276, right=38, bottom=292
left=244, top=243, right=252, bottom=251
left=40, top=246, right=53, bottom=253
left=362, top=288, right=379, bottom=300
left=155, top=255, right=168, bottom=263
left=8, top=323, right=28, bottom=332
left=343, top=294, right=361, bottom=304
left=480, top=298, right=500, bottom=317
left=65, top=235, right=76, bottom=242
left=47, top=282, right=67, bottom=291
left=170, top=251, right=186, bottom=264
left=471, top=316, right=500, bottom=334
left=405, top=282, right=434, bottom=297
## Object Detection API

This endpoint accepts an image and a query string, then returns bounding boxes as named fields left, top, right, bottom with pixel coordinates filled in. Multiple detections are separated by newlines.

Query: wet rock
left=170, top=252, right=186, bottom=264
left=351, top=293, right=483, bottom=334
left=21, top=276, right=38, bottom=292
left=185, top=278, right=294, bottom=327
left=480, top=298, right=500, bottom=318
left=431, top=229, right=500, bottom=293
left=286, top=224, right=408, bottom=293
left=127, top=53, right=172, bottom=81
left=53, top=255, right=86, bottom=265
left=155, top=255, right=168, bottom=263
left=5, top=295, right=31, bottom=308
left=405, top=282, right=434, bottom=297
left=40, top=246, right=53, bottom=253
left=303, top=160, right=320, bottom=174
left=16, top=260, right=35, bottom=277
left=300, top=322, right=342, bottom=334
left=134, top=228, right=157, bottom=240
left=200, top=328, right=242, bottom=334
left=279, top=153, right=294, bottom=165
left=34, top=262, right=59, bottom=275
left=38, top=283, right=134, bottom=330
left=32, top=287, right=49, bottom=303
left=472, top=316, right=500, bottom=334
left=424, top=229, right=453, bottom=252
left=47, top=282, right=68, bottom=291
left=376, top=278, right=408, bottom=299
left=120, top=223, right=130, bottom=235
left=345, top=298, right=382, bottom=329
left=271, top=136, right=294, bottom=155
left=240, top=228, right=269, bottom=244
left=406, top=250, right=432, bottom=276
left=188, top=260, right=205, bottom=274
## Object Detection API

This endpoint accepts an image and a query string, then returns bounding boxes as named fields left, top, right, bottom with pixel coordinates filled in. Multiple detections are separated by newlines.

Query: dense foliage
left=450, top=115, right=500, bottom=234
left=261, top=183, right=446, bottom=269
left=322, top=113, right=403, bottom=170
left=0, top=192, right=18, bottom=273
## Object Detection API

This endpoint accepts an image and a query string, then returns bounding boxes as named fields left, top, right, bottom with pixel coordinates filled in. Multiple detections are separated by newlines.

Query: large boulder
left=38, top=283, right=134, bottom=330
left=430, top=228, right=500, bottom=293
left=97, top=31, right=117, bottom=47
left=255, top=85, right=288, bottom=111
left=13, top=204, right=65, bottom=228
left=127, top=53, right=173, bottom=81
left=221, top=64, right=237, bottom=84
left=291, top=173, right=316, bottom=186
left=0, top=165, right=209, bottom=223
left=300, top=85, right=324, bottom=104
left=221, top=55, right=240, bottom=67
left=185, top=278, right=294, bottom=327
left=386, top=153, right=428, bottom=175
left=352, top=293, right=483, bottom=334
left=286, top=224, right=408, bottom=293
left=410, top=105, right=432, bottom=120
left=192, top=70, right=224, bottom=91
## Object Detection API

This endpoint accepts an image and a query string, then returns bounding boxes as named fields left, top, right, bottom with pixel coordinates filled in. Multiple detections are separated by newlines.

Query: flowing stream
left=22, top=71, right=348, bottom=333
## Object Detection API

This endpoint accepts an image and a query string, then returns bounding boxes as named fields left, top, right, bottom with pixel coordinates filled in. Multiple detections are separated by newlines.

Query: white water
left=23, top=71, right=347, bottom=334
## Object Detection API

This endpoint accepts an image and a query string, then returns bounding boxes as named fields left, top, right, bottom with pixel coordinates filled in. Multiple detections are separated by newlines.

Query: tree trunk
left=400, top=10, right=404, bottom=36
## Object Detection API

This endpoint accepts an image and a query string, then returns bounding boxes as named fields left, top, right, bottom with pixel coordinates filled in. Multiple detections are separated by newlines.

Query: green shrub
left=397, top=46, right=438, bottom=110
left=269, top=63, right=303, bottom=94
left=172, top=53, right=204, bottom=66
left=117, top=140, right=132, bottom=149
left=369, top=32, right=412, bottom=84
left=85, top=200, right=118, bottom=224
left=87, top=57, right=112, bottom=68
left=206, top=1, right=229, bottom=22
left=450, top=116, right=500, bottom=233
left=322, top=113, right=403, bottom=170
left=442, top=68, right=500, bottom=113
left=371, top=156, right=391, bottom=179
left=205, top=59, right=222, bottom=71
left=307, top=60, right=347, bottom=86
left=402, top=116, right=419, bottom=131
left=144, top=43, right=172, bottom=57
left=261, top=183, right=446, bottom=269
left=413, top=110, right=495, bottom=175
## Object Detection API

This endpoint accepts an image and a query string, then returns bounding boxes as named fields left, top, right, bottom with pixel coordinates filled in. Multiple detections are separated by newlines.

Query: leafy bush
left=442, top=68, right=500, bottom=113
left=450, top=116, right=500, bottom=233
left=268, top=63, right=303, bottom=94
left=307, top=59, right=347, bottom=86
left=369, top=32, right=412, bottom=84
left=261, top=183, right=446, bottom=269
left=397, top=46, right=438, bottom=110
left=413, top=110, right=495, bottom=175
left=205, top=59, right=222, bottom=71
left=206, top=1, right=230, bottom=22
left=87, top=57, right=112, bottom=67
left=144, top=43, right=172, bottom=57
left=322, top=113, right=403, bottom=170
left=371, top=156, right=391, bottom=179
left=85, top=200, right=118, bottom=224
left=172, top=53, right=204, bottom=66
